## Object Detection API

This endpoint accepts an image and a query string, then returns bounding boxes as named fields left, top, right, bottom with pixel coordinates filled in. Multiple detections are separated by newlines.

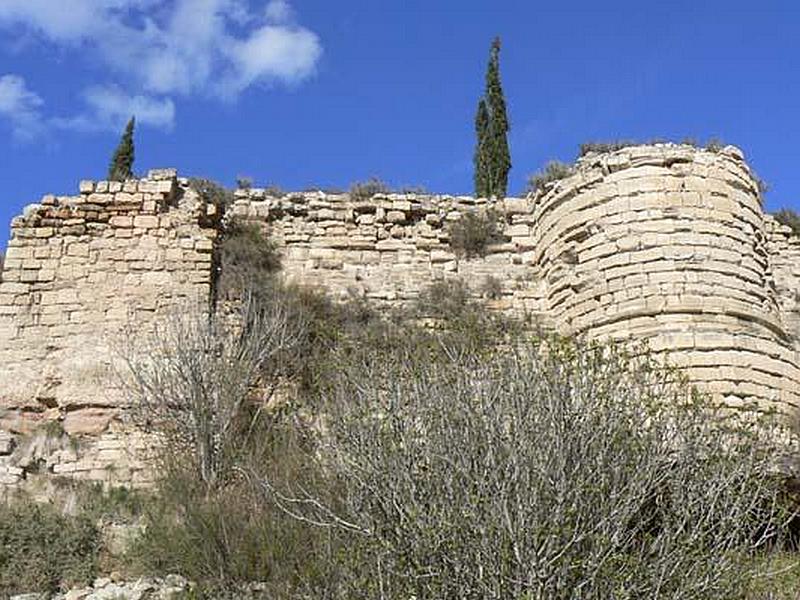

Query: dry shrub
left=774, top=209, right=800, bottom=236
left=527, top=160, right=575, bottom=194
left=303, top=338, right=791, bottom=599
left=349, top=178, right=390, bottom=201
left=448, top=210, right=502, bottom=258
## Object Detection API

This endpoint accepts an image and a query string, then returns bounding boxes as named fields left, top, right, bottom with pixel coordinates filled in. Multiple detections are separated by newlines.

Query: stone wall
left=528, top=146, right=800, bottom=412
left=0, top=170, right=218, bottom=487
left=1, top=143, right=799, bottom=489
left=231, top=144, right=800, bottom=413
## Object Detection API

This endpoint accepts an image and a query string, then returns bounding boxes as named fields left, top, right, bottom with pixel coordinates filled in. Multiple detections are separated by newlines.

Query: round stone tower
left=529, top=144, right=800, bottom=413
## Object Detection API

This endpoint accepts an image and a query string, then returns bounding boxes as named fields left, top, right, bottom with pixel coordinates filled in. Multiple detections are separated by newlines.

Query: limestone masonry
left=1, top=143, right=800, bottom=489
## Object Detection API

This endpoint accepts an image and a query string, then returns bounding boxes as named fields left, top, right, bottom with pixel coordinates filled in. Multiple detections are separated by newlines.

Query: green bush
left=189, top=178, right=234, bottom=211
left=527, top=160, right=575, bottom=194
left=217, top=219, right=282, bottom=300
left=0, top=500, right=101, bottom=596
left=126, top=402, right=341, bottom=597
left=447, top=210, right=501, bottom=258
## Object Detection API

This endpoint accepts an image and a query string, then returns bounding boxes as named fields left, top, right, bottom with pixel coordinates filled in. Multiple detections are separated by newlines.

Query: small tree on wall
left=474, top=37, right=511, bottom=199
left=108, top=117, right=135, bottom=181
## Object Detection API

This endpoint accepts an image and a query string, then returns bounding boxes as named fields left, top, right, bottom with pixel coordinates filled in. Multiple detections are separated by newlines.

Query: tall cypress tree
left=108, top=117, right=136, bottom=181
left=474, top=99, right=490, bottom=197
left=473, top=37, right=511, bottom=198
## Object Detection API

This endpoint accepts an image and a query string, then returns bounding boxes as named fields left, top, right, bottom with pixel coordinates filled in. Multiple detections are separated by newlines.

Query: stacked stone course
left=0, top=169, right=218, bottom=486
left=1, top=143, right=800, bottom=489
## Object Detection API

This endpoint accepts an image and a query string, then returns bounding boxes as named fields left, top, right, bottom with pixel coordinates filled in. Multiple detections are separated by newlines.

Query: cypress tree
left=108, top=117, right=135, bottom=181
left=473, top=37, right=511, bottom=198
left=474, top=99, right=490, bottom=197
left=486, top=37, right=510, bottom=198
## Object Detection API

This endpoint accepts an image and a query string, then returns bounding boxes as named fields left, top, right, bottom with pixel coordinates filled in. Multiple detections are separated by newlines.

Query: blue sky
left=1, top=0, right=799, bottom=250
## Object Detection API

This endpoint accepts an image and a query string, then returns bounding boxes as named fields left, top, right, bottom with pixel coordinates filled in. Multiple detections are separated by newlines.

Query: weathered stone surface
left=0, top=172, right=219, bottom=490
left=1, top=143, right=799, bottom=492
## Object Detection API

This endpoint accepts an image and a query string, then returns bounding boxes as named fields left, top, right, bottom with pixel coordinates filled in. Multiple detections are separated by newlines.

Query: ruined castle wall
left=232, top=145, right=800, bottom=413
left=228, top=190, right=550, bottom=318
left=0, top=170, right=218, bottom=486
left=766, top=217, right=800, bottom=344
left=2, top=144, right=799, bottom=490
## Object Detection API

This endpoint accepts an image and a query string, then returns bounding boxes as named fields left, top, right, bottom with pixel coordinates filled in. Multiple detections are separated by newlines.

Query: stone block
left=67, top=243, right=90, bottom=257
left=194, top=239, right=213, bottom=253
left=20, top=270, right=39, bottom=283
left=133, top=215, right=159, bottom=229
left=386, top=210, right=406, bottom=223
left=109, top=216, right=133, bottom=228
left=148, top=168, right=177, bottom=180
left=34, top=227, right=55, bottom=238
left=88, top=193, right=113, bottom=204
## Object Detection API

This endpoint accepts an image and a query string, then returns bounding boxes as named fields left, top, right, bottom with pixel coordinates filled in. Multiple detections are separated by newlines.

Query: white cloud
left=0, top=0, right=322, bottom=98
left=0, top=74, right=44, bottom=141
left=0, top=0, right=162, bottom=43
left=54, top=87, right=176, bottom=133
left=224, top=25, right=322, bottom=96
left=0, top=1, right=322, bottom=138
left=265, top=0, right=293, bottom=24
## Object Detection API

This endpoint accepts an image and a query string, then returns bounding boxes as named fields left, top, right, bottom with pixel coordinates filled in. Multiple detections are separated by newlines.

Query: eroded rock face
left=1, top=144, right=799, bottom=490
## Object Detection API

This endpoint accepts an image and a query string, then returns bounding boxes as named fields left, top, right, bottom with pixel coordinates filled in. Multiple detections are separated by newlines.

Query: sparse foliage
left=448, top=209, right=501, bottom=258
left=349, top=177, right=390, bottom=201
left=578, top=137, right=729, bottom=157
left=774, top=208, right=800, bottom=236
left=127, top=417, right=340, bottom=597
left=527, top=160, right=575, bottom=194
left=306, top=338, right=790, bottom=599
left=481, top=274, right=503, bottom=299
left=189, top=178, right=234, bottom=210
left=705, top=137, right=725, bottom=152
left=263, top=184, right=286, bottom=197
left=119, top=295, right=306, bottom=493
left=579, top=140, right=640, bottom=156
left=108, top=117, right=135, bottom=181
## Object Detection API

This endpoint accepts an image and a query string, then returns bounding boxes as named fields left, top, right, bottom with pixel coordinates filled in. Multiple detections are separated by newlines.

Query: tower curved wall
left=528, top=145, right=800, bottom=411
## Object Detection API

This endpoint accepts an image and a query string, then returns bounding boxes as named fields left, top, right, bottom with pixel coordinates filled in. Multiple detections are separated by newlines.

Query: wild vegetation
left=349, top=177, right=391, bottom=201
left=108, top=117, right=136, bottom=182
left=3, top=191, right=800, bottom=599
left=773, top=208, right=800, bottom=236
left=474, top=37, right=511, bottom=199
left=447, top=209, right=502, bottom=258
left=578, top=137, right=726, bottom=157
left=527, top=160, right=575, bottom=194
